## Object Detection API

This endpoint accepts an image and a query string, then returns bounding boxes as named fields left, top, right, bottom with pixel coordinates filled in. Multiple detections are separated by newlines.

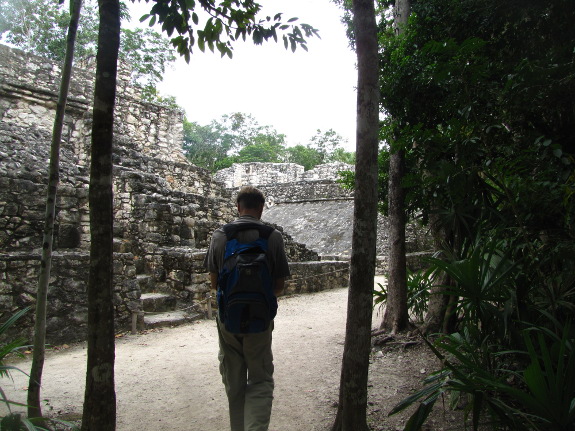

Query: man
left=205, top=186, right=290, bottom=431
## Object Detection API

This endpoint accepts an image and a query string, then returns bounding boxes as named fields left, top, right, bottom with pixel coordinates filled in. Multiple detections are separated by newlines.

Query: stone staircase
left=137, top=275, right=201, bottom=330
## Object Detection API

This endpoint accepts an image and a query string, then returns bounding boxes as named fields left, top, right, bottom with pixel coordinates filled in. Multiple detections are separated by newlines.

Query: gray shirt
left=205, top=215, right=291, bottom=280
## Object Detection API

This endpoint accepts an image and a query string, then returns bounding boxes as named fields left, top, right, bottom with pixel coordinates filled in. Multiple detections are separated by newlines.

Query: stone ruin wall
left=214, top=161, right=354, bottom=189
left=214, top=161, right=433, bottom=273
left=0, top=44, right=349, bottom=344
left=0, top=44, right=186, bottom=166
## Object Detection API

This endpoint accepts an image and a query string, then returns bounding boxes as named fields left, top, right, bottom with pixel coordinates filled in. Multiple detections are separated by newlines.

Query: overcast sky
left=128, top=0, right=358, bottom=151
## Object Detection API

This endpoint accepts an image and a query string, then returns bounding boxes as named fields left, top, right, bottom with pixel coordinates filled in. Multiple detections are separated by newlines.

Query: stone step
left=143, top=310, right=200, bottom=329
left=141, top=292, right=177, bottom=313
left=136, top=274, right=155, bottom=292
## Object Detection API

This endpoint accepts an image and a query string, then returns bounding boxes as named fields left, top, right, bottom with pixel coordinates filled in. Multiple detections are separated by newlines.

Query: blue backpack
left=217, top=222, right=278, bottom=334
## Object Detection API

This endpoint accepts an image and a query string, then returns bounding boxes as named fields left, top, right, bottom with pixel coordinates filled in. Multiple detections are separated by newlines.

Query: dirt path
left=4, top=278, right=463, bottom=430
left=4, top=283, right=376, bottom=430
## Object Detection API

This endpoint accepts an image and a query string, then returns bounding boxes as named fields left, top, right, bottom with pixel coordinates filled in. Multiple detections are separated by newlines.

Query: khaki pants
left=217, top=319, right=275, bottom=431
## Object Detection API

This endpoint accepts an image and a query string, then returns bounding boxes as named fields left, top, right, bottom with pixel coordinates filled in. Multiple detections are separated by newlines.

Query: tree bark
left=381, top=147, right=409, bottom=332
left=27, top=0, right=83, bottom=421
left=422, top=212, right=459, bottom=335
left=81, top=0, right=120, bottom=429
left=380, top=0, right=411, bottom=334
left=331, top=0, right=379, bottom=430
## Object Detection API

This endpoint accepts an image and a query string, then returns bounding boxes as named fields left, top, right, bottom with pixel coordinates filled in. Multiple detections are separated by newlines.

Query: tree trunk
left=331, top=0, right=379, bottom=430
left=380, top=0, right=411, bottom=334
left=27, top=0, right=83, bottom=421
left=381, top=147, right=409, bottom=332
left=81, top=0, right=120, bottom=429
left=422, top=212, right=458, bottom=334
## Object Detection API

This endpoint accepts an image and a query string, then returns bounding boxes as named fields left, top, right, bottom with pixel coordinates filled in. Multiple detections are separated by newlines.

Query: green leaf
left=404, top=397, right=438, bottom=431
left=389, top=380, right=443, bottom=415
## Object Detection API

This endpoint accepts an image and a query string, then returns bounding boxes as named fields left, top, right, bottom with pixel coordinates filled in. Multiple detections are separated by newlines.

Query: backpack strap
left=222, top=222, right=274, bottom=241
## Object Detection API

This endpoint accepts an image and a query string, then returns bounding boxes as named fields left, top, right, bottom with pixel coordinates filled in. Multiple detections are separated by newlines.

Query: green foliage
left=183, top=113, right=354, bottom=172
left=387, top=235, right=575, bottom=430
left=137, top=0, right=320, bottom=62
left=427, top=243, right=516, bottom=335
left=391, top=322, right=575, bottom=431
left=0, top=0, right=176, bottom=96
left=373, top=267, right=432, bottom=322
left=330, top=147, right=355, bottom=165
left=374, top=0, right=575, bottom=245
left=0, top=307, right=29, bottom=379
left=285, top=145, right=322, bottom=170
left=120, top=26, right=176, bottom=89
left=0, top=308, right=78, bottom=430
left=308, top=129, right=344, bottom=160
left=182, top=118, right=229, bottom=171
left=366, top=0, right=575, bottom=428
left=235, top=141, right=285, bottom=164
left=183, top=113, right=287, bottom=170
left=285, top=129, right=352, bottom=169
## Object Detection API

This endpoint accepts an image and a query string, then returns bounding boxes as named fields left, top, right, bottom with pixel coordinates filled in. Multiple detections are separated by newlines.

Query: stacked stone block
left=1, top=44, right=348, bottom=344
left=214, top=161, right=355, bottom=189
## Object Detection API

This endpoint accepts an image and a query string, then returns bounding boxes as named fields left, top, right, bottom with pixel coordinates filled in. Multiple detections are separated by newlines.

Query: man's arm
left=210, top=272, right=218, bottom=291
left=274, top=277, right=285, bottom=297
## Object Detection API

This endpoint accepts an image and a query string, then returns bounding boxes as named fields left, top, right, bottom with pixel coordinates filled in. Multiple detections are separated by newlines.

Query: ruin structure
left=0, top=45, right=349, bottom=343
left=215, top=162, right=432, bottom=268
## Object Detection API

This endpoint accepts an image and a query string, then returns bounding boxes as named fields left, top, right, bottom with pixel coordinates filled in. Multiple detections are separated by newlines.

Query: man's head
left=236, top=186, right=265, bottom=218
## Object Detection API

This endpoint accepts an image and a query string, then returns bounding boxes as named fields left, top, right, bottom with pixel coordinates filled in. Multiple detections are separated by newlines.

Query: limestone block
left=29, top=104, right=48, bottom=116
left=71, top=311, right=88, bottom=324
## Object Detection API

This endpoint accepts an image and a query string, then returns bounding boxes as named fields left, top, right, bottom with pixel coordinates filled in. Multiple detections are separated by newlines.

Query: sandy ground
left=2, top=278, right=462, bottom=430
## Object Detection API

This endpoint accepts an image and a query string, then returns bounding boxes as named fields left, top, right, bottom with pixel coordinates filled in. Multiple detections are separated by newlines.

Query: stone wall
left=259, top=180, right=353, bottom=205
left=214, top=162, right=304, bottom=188
left=0, top=44, right=185, bottom=167
left=285, top=261, right=350, bottom=295
left=0, top=44, right=350, bottom=344
left=214, top=161, right=434, bottom=266
left=0, top=251, right=141, bottom=343
left=214, top=161, right=354, bottom=189
left=0, top=123, right=90, bottom=251
left=302, top=162, right=354, bottom=182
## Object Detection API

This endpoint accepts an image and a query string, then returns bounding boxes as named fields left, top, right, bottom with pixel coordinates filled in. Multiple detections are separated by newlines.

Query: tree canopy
left=336, top=0, right=575, bottom=426
left=183, top=112, right=354, bottom=171
left=363, top=0, right=575, bottom=427
left=137, top=0, right=319, bottom=62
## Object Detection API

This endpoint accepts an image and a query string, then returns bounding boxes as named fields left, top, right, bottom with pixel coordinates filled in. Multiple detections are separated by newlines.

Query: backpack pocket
left=224, top=292, right=271, bottom=334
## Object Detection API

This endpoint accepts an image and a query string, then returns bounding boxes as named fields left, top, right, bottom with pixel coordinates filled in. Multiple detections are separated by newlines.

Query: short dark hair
left=236, top=186, right=265, bottom=209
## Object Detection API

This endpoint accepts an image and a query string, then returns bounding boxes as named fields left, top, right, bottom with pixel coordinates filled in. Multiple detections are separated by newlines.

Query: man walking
left=205, top=186, right=290, bottom=431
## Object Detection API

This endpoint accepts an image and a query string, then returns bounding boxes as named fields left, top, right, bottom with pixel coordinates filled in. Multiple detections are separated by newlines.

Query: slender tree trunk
left=421, top=213, right=451, bottom=334
left=422, top=212, right=460, bottom=334
left=81, top=0, right=120, bottom=429
left=380, top=0, right=411, bottom=334
left=27, top=0, right=83, bottom=421
left=331, top=0, right=379, bottom=430
left=381, top=146, right=409, bottom=332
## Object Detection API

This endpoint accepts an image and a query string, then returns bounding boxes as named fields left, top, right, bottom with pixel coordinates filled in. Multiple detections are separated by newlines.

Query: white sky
left=127, top=0, right=358, bottom=151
